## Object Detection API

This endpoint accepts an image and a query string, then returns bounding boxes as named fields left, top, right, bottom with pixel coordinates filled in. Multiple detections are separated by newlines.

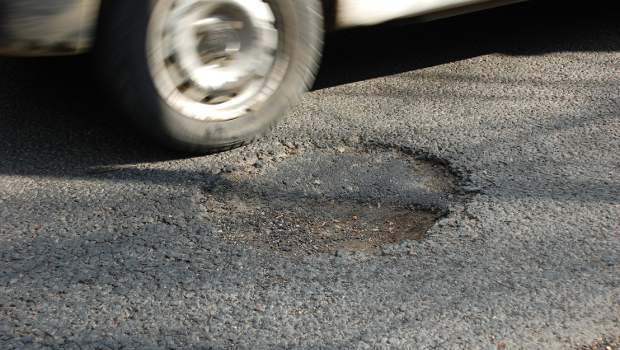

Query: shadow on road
left=0, top=1, right=617, bottom=179
left=314, top=1, right=619, bottom=89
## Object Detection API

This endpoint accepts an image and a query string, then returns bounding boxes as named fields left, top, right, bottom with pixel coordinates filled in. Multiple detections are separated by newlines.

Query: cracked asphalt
left=1, top=2, right=619, bottom=349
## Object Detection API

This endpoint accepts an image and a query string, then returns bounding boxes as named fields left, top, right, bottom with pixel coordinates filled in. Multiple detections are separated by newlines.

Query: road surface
left=1, top=2, right=618, bottom=349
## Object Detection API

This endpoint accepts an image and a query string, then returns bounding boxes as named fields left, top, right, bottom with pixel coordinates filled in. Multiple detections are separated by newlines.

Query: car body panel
left=335, top=0, right=525, bottom=28
left=0, top=0, right=100, bottom=55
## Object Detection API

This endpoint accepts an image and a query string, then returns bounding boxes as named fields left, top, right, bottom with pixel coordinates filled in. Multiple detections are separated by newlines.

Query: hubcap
left=148, top=0, right=282, bottom=121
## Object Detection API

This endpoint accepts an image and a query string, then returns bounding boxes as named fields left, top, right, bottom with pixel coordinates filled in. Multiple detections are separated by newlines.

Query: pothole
left=200, top=144, right=461, bottom=256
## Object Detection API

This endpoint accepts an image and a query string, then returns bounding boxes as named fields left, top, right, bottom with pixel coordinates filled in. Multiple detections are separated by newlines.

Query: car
left=0, top=0, right=523, bottom=152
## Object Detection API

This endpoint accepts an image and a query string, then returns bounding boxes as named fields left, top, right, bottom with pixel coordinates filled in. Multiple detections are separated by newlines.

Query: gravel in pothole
left=200, top=145, right=460, bottom=256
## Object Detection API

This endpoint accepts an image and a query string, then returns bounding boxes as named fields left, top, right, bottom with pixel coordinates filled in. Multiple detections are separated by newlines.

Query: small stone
left=602, top=256, right=617, bottom=266
left=19, top=336, right=33, bottom=344
left=312, top=179, right=322, bottom=185
left=347, top=135, right=361, bottom=145
left=255, top=303, right=266, bottom=312
left=254, top=160, right=264, bottom=168
left=222, top=165, right=236, bottom=173
left=462, top=185, right=482, bottom=193
left=356, top=341, right=371, bottom=350
left=335, top=249, right=349, bottom=257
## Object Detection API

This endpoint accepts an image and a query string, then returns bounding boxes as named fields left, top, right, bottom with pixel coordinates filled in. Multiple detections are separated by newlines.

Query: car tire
left=95, top=0, right=323, bottom=153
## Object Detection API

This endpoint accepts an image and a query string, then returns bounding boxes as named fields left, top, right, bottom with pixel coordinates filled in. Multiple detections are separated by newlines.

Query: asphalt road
left=1, top=2, right=619, bottom=349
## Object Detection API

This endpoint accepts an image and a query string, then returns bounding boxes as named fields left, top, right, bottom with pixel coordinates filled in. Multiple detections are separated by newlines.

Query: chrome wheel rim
left=147, top=0, right=283, bottom=121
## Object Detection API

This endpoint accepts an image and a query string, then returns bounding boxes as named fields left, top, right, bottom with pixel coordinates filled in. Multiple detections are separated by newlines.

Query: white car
left=0, top=0, right=522, bottom=152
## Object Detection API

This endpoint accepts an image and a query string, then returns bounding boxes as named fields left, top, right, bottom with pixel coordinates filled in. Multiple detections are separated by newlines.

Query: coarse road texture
left=1, top=2, right=619, bottom=349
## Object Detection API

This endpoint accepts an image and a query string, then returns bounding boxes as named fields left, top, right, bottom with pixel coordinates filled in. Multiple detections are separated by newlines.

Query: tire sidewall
left=99, top=0, right=322, bottom=152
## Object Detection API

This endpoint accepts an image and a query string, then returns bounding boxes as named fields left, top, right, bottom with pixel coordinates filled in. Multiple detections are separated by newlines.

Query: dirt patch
left=200, top=145, right=460, bottom=256
left=204, top=197, right=442, bottom=255
left=579, top=336, right=620, bottom=350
